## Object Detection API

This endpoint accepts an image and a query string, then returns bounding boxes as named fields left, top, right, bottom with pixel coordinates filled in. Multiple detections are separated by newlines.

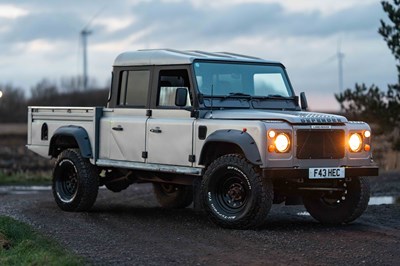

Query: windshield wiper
left=250, top=94, right=295, bottom=101
left=220, top=92, right=253, bottom=100
left=217, top=92, right=253, bottom=102
left=264, top=94, right=291, bottom=99
left=228, top=92, right=252, bottom=97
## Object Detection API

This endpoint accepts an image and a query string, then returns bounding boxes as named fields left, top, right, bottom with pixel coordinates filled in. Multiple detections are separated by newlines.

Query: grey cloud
left=0, top=0, right=131, bottom=43
left=104, top=2, right=284, bottom=43
left=0, top=12, right=85, bottom=43
left=0, top=1, right=384, bottom=48
left=104, top=1, right=384, bottom=46
left=287, top=4, right=383, bottom=37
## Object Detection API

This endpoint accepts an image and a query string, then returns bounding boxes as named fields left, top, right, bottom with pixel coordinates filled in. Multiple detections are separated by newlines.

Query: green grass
left=0, top=216, right=84, bottom=265
left=0, top=172, right=51, bottom=185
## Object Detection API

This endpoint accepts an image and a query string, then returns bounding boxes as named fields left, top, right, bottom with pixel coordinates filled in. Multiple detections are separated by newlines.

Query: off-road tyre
left=303, top=176, right=370, bottom=224
left=153, top=183, right=193, bottom=208
left=52, top=149, right=99, bottom=212
left=201, top=154, right=273, bottom=229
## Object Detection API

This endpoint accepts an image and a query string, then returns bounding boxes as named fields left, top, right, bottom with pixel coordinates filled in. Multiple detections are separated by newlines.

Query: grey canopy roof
left=113, top=49, right=280, bottom=67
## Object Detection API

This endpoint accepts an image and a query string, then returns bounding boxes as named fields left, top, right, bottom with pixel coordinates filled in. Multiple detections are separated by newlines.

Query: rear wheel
left=52, top=149, right=99, bottom=211
left=303, top=177, right=370, bottom=224
left=153, top=183, right=193, bottom=208
left=201, top=154, right=273, bottom=229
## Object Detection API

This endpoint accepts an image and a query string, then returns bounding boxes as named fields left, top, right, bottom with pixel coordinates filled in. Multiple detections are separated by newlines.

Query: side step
left=96, top=159, right=203, bottom=176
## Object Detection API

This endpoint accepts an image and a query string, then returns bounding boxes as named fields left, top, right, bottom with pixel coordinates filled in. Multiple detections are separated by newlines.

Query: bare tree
left=0, top=84, right=26, bottom=123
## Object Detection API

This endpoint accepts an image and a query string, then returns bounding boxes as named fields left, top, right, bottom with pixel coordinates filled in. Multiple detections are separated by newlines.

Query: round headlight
left=349, top=133, right=363, bottom=152
left=275, top=133, right=290, bottom=153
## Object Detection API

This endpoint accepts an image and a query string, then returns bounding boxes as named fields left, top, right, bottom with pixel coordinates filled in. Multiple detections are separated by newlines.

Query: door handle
left=150, top=127, right=162, bottom=133
left=112, top=125, right=123, bottom=131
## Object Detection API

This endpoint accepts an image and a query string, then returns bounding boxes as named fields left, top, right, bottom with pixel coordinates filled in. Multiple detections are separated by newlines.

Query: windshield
left=193, top=61, right=293, bottom=98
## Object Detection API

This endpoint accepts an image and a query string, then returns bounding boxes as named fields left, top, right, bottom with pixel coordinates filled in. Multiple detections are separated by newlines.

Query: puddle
left=369, top=196, right=400, bottom=205
left=297, top=211, right=310, bottom=216
left=0, top=185, right=108, bottom=195
left=295, top=196, right=400, bottom=217
left=0, top=186, right=51, bottom=195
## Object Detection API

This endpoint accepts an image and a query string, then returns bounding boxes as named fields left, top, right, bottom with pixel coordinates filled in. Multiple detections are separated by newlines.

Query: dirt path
left=1, top=184, right=399, bottom=265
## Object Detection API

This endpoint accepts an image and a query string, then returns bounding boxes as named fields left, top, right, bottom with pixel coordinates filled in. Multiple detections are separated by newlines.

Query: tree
left=29, top=79, right=59, bottom=107
left=335, top=0, right=400, bottom=150
left=0, top=84, right=27, bottom=123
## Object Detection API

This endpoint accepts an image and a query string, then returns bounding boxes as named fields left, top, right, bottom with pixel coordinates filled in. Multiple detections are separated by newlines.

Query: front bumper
left=263, top=166, right=379, bottom=179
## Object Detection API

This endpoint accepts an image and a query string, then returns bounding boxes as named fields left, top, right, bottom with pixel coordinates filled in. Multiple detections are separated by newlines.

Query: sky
left=0, top=0, right=397, bottom=110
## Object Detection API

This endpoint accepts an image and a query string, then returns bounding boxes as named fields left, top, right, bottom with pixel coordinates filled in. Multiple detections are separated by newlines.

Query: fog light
left=349, top=133, right=363, bottom=152
left=268, top=144, right=275, bottom=152
left=268, top=130, right=276, bottom=139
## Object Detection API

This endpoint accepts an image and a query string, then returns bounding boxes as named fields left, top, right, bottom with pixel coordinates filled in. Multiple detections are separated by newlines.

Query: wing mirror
left=175, top=88, right=188, bottom=107
left=300, top=92, right=308, bottom=111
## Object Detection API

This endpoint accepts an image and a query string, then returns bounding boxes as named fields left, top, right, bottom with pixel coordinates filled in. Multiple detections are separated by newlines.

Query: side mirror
left=107, top=71, right=113, bottom=104
left=175, top=88, right=188, bottom=107
left=300, top=92, right=308, bottom=111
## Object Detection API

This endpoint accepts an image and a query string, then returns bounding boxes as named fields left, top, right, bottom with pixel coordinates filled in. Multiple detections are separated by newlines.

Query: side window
left=119, top=70, right=150, bottom=107
left=158, top=69, right=192, bottom=107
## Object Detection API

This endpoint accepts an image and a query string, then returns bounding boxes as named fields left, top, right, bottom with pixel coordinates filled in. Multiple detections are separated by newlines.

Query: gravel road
left=1, top=181, right=400, bottom=265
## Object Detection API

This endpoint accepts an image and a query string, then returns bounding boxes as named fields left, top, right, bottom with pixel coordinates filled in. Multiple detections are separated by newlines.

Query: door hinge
left=142, top=151, right=148, bottom=159
left=188, top=155, right=196, bottom=163
left=146, top=110, right=152, bottom=117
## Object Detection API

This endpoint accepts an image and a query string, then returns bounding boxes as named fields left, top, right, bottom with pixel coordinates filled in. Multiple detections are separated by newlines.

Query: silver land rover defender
left=27, top=49, right=378, bottom=229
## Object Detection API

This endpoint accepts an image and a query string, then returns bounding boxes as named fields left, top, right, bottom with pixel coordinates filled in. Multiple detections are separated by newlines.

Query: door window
left=119, top=70, right=150, bottom=107
left=157, top=69, right=191, bottom=107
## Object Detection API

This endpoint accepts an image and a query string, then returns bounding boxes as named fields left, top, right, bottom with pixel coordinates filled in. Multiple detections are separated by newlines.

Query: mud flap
left=192, top=177, right=204, bottom=212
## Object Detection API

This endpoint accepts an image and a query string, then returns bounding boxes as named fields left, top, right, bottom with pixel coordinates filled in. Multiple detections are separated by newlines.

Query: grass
left=0, top=216, right=84, bottom=265
left=0, top=172, right=51, bottom=185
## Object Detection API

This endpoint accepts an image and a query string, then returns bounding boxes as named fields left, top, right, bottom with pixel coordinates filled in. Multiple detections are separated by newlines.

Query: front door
left=146, top=68, right=195, bottom=166
left=147, top=110, right=194, bottom=166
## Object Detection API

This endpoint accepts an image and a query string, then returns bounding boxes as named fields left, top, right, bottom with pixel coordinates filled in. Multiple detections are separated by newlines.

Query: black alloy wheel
left=54, top=159, right=79, bottom=203
left=52, top=149, right=99, bottom=211
left=201, top=154, right=273, bottom=229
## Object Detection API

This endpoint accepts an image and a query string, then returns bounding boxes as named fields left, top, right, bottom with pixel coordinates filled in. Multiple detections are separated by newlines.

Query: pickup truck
left=27, top=49, right=378, bottom=229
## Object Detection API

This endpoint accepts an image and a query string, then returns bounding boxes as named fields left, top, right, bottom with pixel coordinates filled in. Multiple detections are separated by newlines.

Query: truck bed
left=27, top=106, right=102, bottom=160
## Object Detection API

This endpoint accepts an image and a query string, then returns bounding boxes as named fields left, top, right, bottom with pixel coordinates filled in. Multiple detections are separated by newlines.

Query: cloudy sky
left=0, top=0, right=397, bottom=110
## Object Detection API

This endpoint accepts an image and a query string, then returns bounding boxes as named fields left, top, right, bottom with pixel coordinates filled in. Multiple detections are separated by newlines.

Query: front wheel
left=201, top=154, right=273, bottom=229
left=303, top=177, right=370, bottom=224
left=52, top=149, right=99, bottom=212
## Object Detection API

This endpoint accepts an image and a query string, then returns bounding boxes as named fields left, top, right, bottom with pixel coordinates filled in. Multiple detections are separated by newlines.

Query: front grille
left=296, top=130, right=345, bottom=159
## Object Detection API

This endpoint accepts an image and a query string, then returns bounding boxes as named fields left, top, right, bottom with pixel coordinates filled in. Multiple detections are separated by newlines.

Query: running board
left=96, top=159, right=203, bottom=176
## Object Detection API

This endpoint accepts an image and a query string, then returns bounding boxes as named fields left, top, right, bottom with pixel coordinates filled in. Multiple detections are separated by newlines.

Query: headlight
left=349, top=133, right=363, bottom=152
left=275, top=133, right=290, bottom=153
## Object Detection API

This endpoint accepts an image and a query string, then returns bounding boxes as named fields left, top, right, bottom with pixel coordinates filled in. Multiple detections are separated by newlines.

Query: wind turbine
left=80, top=7, right=105, bottom=90
left=81, top=28, right=92, bottom=90
left=337, top=40, right=345, bottom=94
left=324, top=40, right=345, bottom=94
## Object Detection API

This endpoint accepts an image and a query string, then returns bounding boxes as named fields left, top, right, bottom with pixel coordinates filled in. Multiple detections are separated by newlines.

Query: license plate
left=309, top=167, right=345, bottom=179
